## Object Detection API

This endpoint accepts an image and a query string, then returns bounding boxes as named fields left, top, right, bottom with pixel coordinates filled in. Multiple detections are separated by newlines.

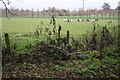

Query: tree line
left=0, top=7, right=118, bottom=19
left=0, top=0, right=119, bottom=19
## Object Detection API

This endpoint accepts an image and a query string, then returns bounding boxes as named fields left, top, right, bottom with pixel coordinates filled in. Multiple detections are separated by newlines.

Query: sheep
left=91, top=19, right=96, bottom=22
left=95, top=19, right=99, bottom=21
left=91, top=19, right=99, bottom=22
left=86, top=19, right=90, bottom=22
left=64, top=19, right=68, bottom=22
left=64, top=19, right=72, bottom=22
left=91, top=19, right=98, bottom=22
left=78, top=19, right=84, bottom=22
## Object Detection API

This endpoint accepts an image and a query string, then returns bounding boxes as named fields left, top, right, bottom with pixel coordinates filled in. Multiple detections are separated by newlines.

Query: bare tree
left=102, top=3, right=111, bottom=10
left=37, top=9, right=39, bottom=18
left=116, top=6, right=120, bottom=10
left=31, top=8, right=34, bottom=18
left=20, top=9, right=24, bottom=17
left=41, top=9, right=45, bottom=17
left=0, top=0, right=14, bottom=18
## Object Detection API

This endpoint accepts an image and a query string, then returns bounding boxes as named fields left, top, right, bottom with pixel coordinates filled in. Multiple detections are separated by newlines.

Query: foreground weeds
left=2, top=16, right=120, bottom=79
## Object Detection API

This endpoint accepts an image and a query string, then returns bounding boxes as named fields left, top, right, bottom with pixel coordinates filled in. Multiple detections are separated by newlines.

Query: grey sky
left=0, top=0, right=119, bottom=11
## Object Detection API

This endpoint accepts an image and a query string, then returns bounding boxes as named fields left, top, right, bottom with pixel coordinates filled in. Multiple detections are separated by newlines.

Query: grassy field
left=2, top=18, right=118, bottom=36
left=2, top=17, right=118, bottom=51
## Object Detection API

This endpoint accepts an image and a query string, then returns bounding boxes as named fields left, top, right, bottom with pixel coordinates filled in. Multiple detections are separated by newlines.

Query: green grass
left=2, top=17, right=118, bottom=51
left=2, top=17, right=118, bottom=36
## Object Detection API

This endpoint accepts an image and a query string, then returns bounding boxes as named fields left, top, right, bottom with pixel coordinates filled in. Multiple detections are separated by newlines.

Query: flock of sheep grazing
left=64, top=19, right=72, bottom=22
left=64, top=19, right=99, bottom=22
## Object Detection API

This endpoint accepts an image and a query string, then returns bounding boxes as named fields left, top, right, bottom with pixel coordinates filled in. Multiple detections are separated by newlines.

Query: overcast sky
left=0, top=0, right=119, bottom=11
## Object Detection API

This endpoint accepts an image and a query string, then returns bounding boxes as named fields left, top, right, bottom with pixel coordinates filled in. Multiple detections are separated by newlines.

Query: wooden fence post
left=67, top=30, right=69, bottom=44
left=58, top=25, right=62, bottom=46
left=117, top=25, right=120, bottom=53
left=99, top=27, right=105, bottom=60
left=4, top=33, right=11, bottom=53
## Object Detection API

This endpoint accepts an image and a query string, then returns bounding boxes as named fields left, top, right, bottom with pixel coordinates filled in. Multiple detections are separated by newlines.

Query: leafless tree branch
left=0, top=0, right=14, bottom=18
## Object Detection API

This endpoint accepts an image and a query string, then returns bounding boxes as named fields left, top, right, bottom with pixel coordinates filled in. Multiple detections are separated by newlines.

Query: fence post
left=117, top=25, right=120, bottom=53
left=4, top=33, right=11, bottom=53
left=67, top=30, right=69, bottom=44
left=99, top=27, right=105, bottom=59
left=58, top=25, right=62, bottom=46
